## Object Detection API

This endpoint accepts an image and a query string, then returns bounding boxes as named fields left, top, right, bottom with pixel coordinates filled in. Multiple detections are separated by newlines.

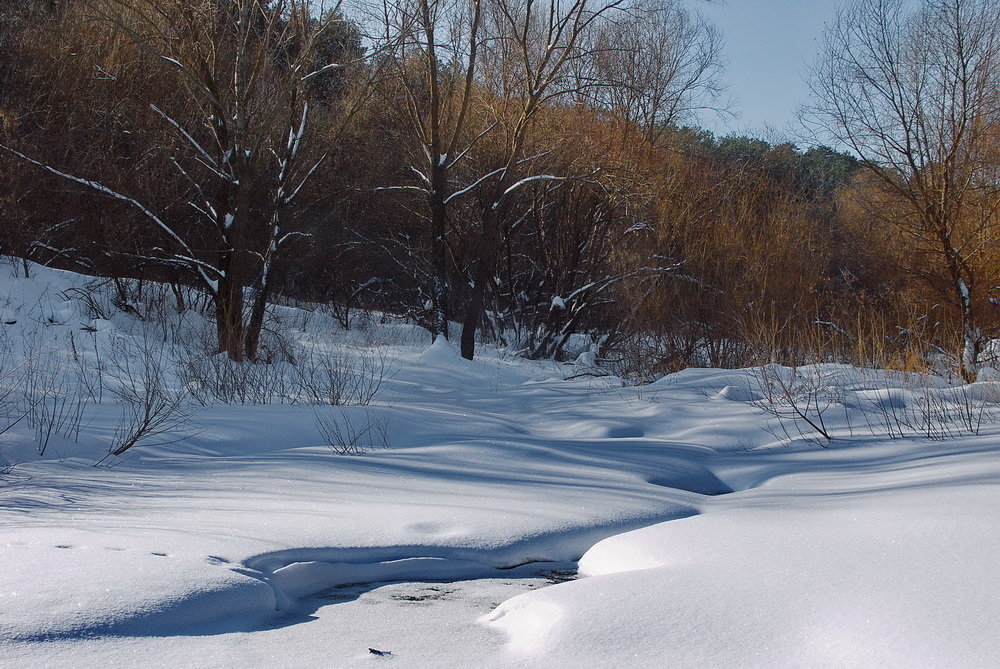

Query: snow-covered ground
left=1, top=263, right=999, bottom=667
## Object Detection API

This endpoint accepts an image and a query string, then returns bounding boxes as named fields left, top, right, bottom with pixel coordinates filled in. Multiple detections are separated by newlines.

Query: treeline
left=1, top=0, right=997, bottom=380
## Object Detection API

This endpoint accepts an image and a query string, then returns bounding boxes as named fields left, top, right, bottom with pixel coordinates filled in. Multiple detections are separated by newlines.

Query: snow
left=712, top=384, right=760, bottom=401
left=491, top=482, right=1000, bottom=667
left=1, top=261, right=999, bottom=667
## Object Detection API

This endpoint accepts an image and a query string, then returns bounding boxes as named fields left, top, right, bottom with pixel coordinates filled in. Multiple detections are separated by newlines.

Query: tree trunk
left=170, top=279, right=186, bottom=312
left=939, top=228, right=979, bottom=384
left=957, top=277, right=980, bottom=384
left=460, top=227, right=494, bottom=360
left=431, top=195, right=450, bottom=341
left=245, top=259, right=274, bottom=362
left=216, top=249, right=246, bottom=362
left=460, top=279, right=485, bottom=360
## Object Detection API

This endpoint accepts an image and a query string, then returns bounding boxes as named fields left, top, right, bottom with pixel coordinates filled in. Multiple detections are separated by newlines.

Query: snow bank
left=486, top=484, right=1000, bottom=667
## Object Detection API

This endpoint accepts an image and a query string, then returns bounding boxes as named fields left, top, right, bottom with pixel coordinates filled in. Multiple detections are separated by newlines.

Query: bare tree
left=379, top=0, right=635, bottom=356
left=372, top=0, right=723, bottom=358
left=456, top=0, right=725, bottom=359
left=453, top=0, right=630, bottom=359
left=578, top=0, right=725, bottom=145
left=376, top=0, right=488, bottom=340
left=2, top=0, right=376, bottom=361
left=808, top=0, right=1000, bottom=382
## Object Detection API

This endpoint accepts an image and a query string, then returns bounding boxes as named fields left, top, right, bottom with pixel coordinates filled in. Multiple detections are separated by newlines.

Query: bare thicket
left=314, top=405, right=391, bottom=454
left=293, top=346, right=388, bottom=405
left=174, top=315, right=389, bottom=406
left=104, top=331, right=191, bottom=458
left=0, top=342, right=41, bottom=438
left=0, top=325, right=99, bottom=455
left=748, top=362, right=1000, bottom=446
left=0, top=271, right=402, bottom=460
left=749, top=364, right=839, bottom=446
left=23, top=347, right=90, bottom=455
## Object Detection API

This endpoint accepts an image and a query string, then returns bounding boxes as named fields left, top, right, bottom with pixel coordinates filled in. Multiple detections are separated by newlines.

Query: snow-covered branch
left=0, top=143, right=217, bottom=293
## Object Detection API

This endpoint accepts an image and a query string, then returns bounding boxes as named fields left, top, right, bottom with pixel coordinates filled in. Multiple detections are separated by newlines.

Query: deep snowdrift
left=1, top=262, right=998, bottom=667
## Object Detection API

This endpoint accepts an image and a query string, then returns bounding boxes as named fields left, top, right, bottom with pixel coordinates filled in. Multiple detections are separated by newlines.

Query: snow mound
left=976, top=366, right=1000, bottom=382
left=418, top=334, right=460, bottom=364
left=846, top=387, right=909, bottom=410
left=949, top=381, right=1000, bottom=404
left=486, top=486, right=1000, bottom=667
left=533, top=420, right=646, bottom=440
left=712, top=385, right=761, bottom=402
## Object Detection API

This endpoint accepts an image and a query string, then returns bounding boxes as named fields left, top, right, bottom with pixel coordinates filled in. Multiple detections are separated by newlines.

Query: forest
left=1, top=0, right=995, bottom=382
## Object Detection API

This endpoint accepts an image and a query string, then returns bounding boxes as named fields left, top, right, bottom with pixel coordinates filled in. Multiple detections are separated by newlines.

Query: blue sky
left=696, top=1, right=842, bottom=139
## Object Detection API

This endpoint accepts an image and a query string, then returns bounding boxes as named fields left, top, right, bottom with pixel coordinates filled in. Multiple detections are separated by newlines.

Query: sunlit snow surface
left=1, top=263, right=998, bottom=667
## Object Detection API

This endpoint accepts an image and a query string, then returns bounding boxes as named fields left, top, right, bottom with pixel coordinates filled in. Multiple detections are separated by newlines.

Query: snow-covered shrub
left=831, top=368, right=1000, bottom=441
left=103, top=331, right=192, bottom=460
left=979, top=340, right=1000, bottom=373
left=313, top=406, right=391, bottom=455
left=748, top=364, right=839, bottom=446
left=8, top=330, right=94, bottom=455
left=174, top=323, right=295, bottom=405
left=598, top=332, right=731, bottom=384
left=0, top=339, right=34, bottom=437
left=292, top=346, right=387, bottom=407
left=22, top=352, right=88, bottom=455
left=175, top=316, right=389, bottom=408
left=61, top=282, right=116, bottom=322
left=749, top=363, right=1000, bottom=447
left=903, top=380, right=998, bottom=440
left=0, top=457, right=16, bottom=476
